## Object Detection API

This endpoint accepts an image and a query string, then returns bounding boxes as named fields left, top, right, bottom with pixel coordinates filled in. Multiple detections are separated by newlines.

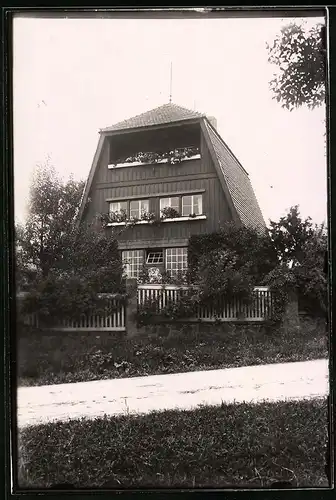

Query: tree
left=265, top=205, right=327, bottom=316
left=268, top=205, right=314, bottom=267
left=16, top=161, right=86, bottom=281
left=267, top=22, right=326, bottom=110
left=188, top=222, right=277, bottom=284
left=17, top=161, right=125, bottom=325
left=22, top=226, right=124, bottom=325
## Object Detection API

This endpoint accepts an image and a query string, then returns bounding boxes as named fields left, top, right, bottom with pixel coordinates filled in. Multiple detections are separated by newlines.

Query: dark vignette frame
left=1, top=5, right=334, bottom=500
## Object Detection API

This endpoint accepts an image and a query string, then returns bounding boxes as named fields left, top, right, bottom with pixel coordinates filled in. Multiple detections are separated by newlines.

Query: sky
left=13, top=14, right=327, bottom=226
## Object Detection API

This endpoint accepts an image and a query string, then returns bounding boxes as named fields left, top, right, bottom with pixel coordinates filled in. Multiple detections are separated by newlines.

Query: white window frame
left=165, top=247, right=188, bottom=276
left=146, top=250, right=164, bottom=265
left=122, top=250, right=144, bottom=279
left=160, top=197, right=180, bottom=213
left=130, top=199, right=149, bottom=218
left=109, top=201, right=128, bottom=214
left=182, top=194, right=202, bottom=217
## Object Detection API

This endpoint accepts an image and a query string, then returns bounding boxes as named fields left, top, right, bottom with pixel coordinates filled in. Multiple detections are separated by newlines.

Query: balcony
left=108, top=147, right=201, bottom=169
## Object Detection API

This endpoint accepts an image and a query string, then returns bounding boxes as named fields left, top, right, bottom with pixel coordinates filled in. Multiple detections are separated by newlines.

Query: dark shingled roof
left=204, top=120, right=266, bottom=232
left=101, top=103, right=205, bottom=132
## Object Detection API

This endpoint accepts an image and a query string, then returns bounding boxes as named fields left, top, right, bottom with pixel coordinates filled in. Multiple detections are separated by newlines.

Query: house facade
left=77, top=103, right=265, bottom=280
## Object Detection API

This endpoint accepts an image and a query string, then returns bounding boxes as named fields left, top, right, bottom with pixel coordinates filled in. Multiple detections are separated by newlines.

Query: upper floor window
left=160, top=197, right=180, bottom=212
left=130, top=199, right=149, bottom=218
left=109, top=201, right=127, bottom=214
left=182, top=194, right=202, bottom=217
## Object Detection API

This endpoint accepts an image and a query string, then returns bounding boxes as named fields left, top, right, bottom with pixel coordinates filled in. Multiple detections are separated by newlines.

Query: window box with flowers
left=159, top=194, right=206, bottom=222
left=104, top=210, right=157, bottom=228
left=108, top=147, right=201, bottom=169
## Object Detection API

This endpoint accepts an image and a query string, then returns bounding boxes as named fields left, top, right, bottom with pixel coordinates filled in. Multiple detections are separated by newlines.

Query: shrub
left=188, top=223, right=277, bottom=284
left=20, top=225, right=125, bottom=325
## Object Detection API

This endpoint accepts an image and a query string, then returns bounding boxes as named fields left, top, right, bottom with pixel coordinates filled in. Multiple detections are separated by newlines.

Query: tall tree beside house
left=268, top=205, right=315, bottom=266
left=16, top=161, right=86, bottom=282
left=267, top=22, right=326, bottom=110
left=264, top=205, right=327, bottom=316
left=17, top=162, right=124, bottom=325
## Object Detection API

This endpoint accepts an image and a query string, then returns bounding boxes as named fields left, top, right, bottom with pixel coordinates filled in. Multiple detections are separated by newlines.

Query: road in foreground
left=17, top=358, right=329, bottom=428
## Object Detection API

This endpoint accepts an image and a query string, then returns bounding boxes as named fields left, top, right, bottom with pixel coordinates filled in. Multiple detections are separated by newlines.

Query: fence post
left=125, top=278, right=138, bottom=337
left=282, top=290, right=300, bottom=332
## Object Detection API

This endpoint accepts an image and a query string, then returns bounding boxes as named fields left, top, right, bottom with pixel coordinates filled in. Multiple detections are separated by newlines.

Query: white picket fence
left=19, top=294, right=126, bottom=332
left=137, top=284, right=273, bottom=322
left=19, top=285, right=273, bottom=332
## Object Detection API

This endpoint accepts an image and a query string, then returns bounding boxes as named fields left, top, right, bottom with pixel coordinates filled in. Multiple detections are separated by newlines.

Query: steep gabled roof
left=203, top=120, right=266, bottom=232
left=77, top=103, right=266, bottom=232
left=101, top=103, right=205, bottom=132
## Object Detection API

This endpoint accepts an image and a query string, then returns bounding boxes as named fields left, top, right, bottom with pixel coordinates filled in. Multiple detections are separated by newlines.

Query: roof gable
left=101, top=103, right=205, bottom=133
left=203, top=120, right=266, bottom=232
left=77, top=104, right=266, bottom=233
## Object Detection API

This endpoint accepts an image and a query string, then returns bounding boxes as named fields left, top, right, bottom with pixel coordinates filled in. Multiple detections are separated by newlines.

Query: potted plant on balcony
left=140, top=211, right=156, bottom=223
left=109, top=209, right=128, bottom=224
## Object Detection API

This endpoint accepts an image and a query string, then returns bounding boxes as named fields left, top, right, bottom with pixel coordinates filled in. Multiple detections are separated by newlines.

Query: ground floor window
left=146, top=249, right=164, bottom=264
left=165, top=247, right=188, bottom=276
left=122, top=250, right=144, bottom=279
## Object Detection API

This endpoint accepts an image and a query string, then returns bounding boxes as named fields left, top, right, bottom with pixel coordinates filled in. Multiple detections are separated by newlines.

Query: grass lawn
left=17, top=317, right=328, bottom=387
left=17, top=399, right=328, bottom=489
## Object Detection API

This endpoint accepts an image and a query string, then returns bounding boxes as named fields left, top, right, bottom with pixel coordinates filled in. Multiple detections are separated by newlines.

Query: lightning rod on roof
left=169, top=62, right=173, bottom=103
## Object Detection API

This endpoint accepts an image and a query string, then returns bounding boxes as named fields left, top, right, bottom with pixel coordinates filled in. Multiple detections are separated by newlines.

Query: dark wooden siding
left=84, top=129, right=234, bottom=244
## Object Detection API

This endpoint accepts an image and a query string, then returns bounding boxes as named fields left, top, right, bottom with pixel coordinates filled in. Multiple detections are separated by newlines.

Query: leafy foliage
left=195, top=249, right=253, bottom=309
left=138, top=267, right=188, bottom=286
left=135, top=224, right=276, bottom=323
left=115, top=146, right=200, bottom=166
left=17, top=162, right=124, bottom=324
left=268, top=205, right=314, bottom=266
left=264, top=206, right=327, bottom=317
left=160, top=206, right=181, bottom=219
left=135, top=211, right=326, bottom=322
left=267, top=22, right=326, bottom=110
left=16, top=162, right=85, bottom=283
left=188, top=222, right=277, bottom=284
left=101, top=210, right=159, bottom=229
left=135, top=288, right=200, bottom=326
left=21, top=225, right=125, bottom=325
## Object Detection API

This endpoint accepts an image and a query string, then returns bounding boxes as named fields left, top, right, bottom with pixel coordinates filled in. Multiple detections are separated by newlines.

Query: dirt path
left=17, top=358, right=329, bottom=428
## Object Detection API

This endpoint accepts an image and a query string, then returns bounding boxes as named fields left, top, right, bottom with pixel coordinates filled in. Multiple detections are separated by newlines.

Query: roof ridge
left=101, top=102, right=205, bottom=133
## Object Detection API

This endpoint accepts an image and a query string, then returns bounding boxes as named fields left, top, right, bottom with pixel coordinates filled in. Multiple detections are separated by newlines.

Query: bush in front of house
left=18, top=399, right=328, bottom=488
left=17, top=316, right=328, bottom=387
left=186, top=210, right=328, bottom=321
left=16, top=161, right=125, bottom=327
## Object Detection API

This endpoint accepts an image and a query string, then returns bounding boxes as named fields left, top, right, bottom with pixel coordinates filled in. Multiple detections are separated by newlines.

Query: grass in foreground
left=18, top=399, right=328, bottom=489
left=18, top=317, right=328, bottom=387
